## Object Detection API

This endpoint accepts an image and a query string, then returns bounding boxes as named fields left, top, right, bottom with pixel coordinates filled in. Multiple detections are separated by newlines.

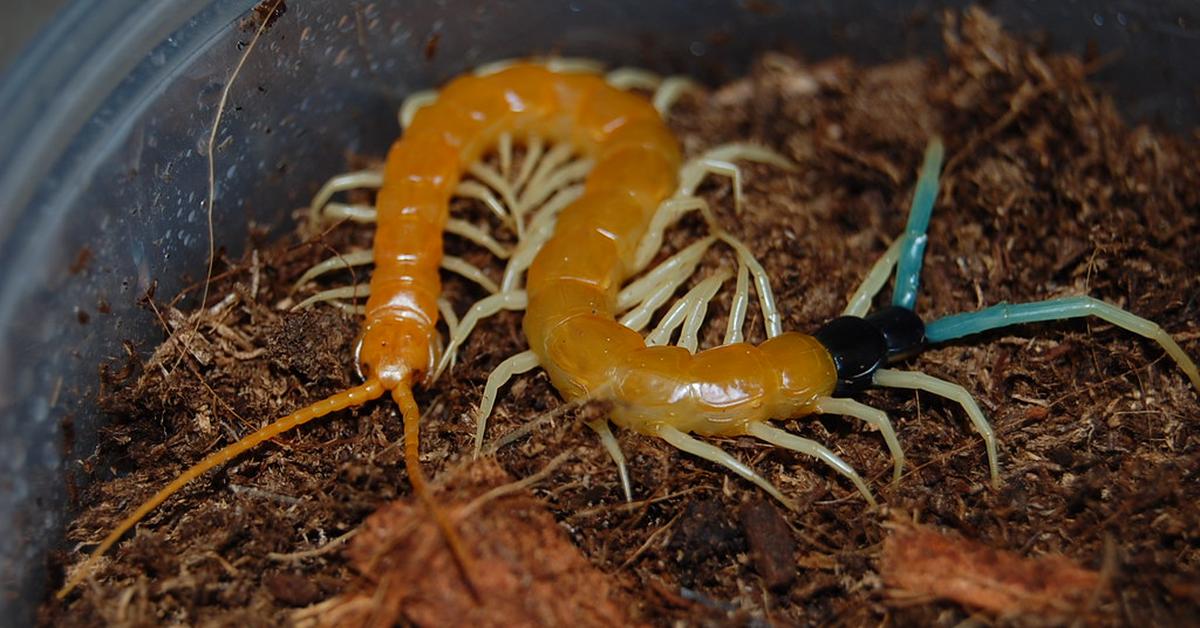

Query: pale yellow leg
left=474, top=350, right=541, bottom=457
left=814, top=396, right=905, bottom=485
left=589, top=419, right=633, bottom=502
left=652, top=76, right=702, bottom=115
left=605, top=67, right=662, bottom=91
left=445, top=219, right=512, bottom=259
left=745, top=422, right=877, bottom=506
left=308, top=169, right=383, bottom=227
left=292, top=249, right=373, bottom=290
left=722, top=262, right=751, bottom=345
left=618, top=236, right=715, bottom=313
left=873, top=368, right=1000, bottom=485
left=434, top=290, right=528, bottom=378
left=399, top=89, right=438, bottom=129
left=842, top=238, right=905, bottom=318
left=645, top=269, right=730, bottom=348
left=656, top=424, right=796, bottom=510
left=441, top=255, right=499, bottom=294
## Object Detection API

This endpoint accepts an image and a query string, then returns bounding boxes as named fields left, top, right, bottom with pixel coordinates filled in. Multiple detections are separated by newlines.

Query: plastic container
left=0, top=0, right=1195, bottom=621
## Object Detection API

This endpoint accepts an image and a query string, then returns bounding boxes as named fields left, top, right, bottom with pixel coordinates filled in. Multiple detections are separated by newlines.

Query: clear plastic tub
left=1, top=0, right=1195, bottom=621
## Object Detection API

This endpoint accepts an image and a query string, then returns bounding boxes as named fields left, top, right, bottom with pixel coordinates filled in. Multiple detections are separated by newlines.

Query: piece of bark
left=881, top=522, right=1105, bottom=620
left=739, top=497, right=796, bottom=591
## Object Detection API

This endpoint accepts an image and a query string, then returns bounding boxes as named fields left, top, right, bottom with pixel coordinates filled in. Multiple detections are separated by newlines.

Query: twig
left=619, top=508, right=684, bottom=570
left=174, top=0, right=284, bottom=373
left=268, top=528, right=360, bottom=562
left=457, top=449, right=575, bottom=519
left=483, top=397, right=587, bottom=455
left=566, top=486, right=702, bottom=522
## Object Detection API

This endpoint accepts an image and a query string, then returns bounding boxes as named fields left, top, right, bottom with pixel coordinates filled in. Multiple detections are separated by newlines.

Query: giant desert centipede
left=57, top=59, right=1200, bottom=599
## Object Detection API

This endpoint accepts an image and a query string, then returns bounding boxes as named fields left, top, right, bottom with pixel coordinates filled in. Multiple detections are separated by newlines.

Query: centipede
left=56, top=57, right=1200, bottom=605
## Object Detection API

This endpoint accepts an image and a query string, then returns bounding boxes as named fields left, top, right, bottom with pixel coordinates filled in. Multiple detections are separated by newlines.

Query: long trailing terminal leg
left=840, top=138, right=943, bottom=318
left=391, top=384, right=480, bottom=600
left=56, top=380, right=386, bottom=599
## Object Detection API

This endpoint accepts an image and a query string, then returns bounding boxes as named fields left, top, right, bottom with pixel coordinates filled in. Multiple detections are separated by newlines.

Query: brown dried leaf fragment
left=881, top=522, right=1106, bottom=621
left=306, top=459, right=640, bottom=628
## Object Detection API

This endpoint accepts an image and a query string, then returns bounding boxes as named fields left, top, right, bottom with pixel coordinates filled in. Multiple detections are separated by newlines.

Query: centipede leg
left=321, top=202, right=378, bottom=224
left=434, top=290, right=528, bottom=378
left=467, top=161, right=522, bottom=237
left=501, top=185, right=587, bottom=292
left=588, top=419, right=633, bottom=502
left=722, top=262, right=751, bottom=344
left=678, top=270, right=732, bottom=353
left=292, top=284, right=370, bottom=313
left=294, top=254, right=494, bottom=313
left=455, top=180, right=513, bottom=224
left=842, top=238, right=905, bottom=318
left=651, top=76, right=702, bottom=116
left=474, top=350, right=541, bottom=457
left=441, top=255, right=499, bottom=294
left=890, top=138, right=944, bottom=310
left=57, top=380, right=386, bottom=599
left=718, top=231, right=783, bottom=338
left=543, top=56, right=606, bottom=75
left=813, top=396, right=905, bottom=486
left=399, top=89, right=438, bottom=129
left=511, top=135, right=544, bottom=194
left=618, top=237, right=716, bottom=330
left=515, top=155, right=592, bottom=219
left=645, top=269, right=731, bottom=349
left=520, top=143, right=575, bottom=202
left=293, top=249, right=375, bottom=289
left=434, top=298, right=461, bottom=378
left=497, top=131, right=513, bottom=180
left=655, top=424, right=797, bottom=510
left=308, top=169, right=384, bottom=228
left=605, top=67, right=662, bottom=92
left=872, top=368, right=999, bottom=485
left=745, top=422, right=877, bottom=507
left=631, top=197, right=712, bottom=271
left=677, top=143, right=797, bottom=214
left=446, top=218, right=512, bottom=259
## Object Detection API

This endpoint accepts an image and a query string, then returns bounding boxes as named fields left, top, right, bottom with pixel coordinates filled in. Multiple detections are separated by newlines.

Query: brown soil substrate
left=43, top=9, right=1200, bottom=627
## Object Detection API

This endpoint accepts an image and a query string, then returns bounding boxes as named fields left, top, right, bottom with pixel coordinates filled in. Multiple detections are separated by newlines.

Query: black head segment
left=813, top=306, right=925, bottom=395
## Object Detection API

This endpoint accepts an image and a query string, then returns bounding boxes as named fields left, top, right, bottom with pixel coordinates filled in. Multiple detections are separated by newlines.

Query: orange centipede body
left=57, top=60, right=1200, bottom=600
